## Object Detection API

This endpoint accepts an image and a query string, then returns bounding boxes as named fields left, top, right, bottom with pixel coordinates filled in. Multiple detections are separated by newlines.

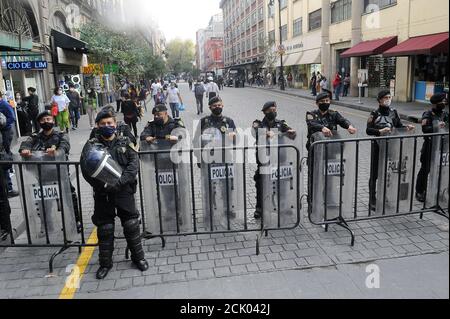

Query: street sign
left=6, top=61, right=48, bottom=70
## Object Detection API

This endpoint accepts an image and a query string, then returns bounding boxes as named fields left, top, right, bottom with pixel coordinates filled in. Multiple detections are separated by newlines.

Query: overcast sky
left=129, top=0, right=222, bottom=43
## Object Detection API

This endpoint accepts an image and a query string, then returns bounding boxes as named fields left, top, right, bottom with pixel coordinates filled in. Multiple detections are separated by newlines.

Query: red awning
left=383, top=32, right=449, bottom=57
left=340, top=36, right=398, bottom=58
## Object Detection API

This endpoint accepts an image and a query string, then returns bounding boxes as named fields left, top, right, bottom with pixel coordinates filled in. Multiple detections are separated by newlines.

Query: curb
left=248, top=86, right=420, bottom=123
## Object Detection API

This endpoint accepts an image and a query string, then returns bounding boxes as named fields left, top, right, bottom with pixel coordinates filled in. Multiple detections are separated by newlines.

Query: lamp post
left=269, top=0, right=285, bottom=91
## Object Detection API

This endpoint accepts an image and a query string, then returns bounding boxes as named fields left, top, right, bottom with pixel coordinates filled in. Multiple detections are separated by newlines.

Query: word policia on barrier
left=0, top=110, right=448, bottom=276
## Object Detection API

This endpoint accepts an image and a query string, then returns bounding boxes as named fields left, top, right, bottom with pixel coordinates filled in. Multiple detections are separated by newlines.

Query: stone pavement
left=248, top=85, right=431, bottom=123
left=0, top=85, right=448, bottom=299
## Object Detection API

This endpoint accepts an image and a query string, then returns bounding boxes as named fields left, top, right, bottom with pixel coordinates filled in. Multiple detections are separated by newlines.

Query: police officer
left=366, top=90, right=415, bottom=210
left=0, top=113, right=12, bottom=241
left=81, top=110, right=149, bottom=280
left=306, top=92, right=357, bottom=151
left=89, top=106, right=137, bottom=146
left=140, top=104, right=185, bottom=144
left=415, top=93, right=449, bottom=202
left=18, top=111, right=82, bottom=231
left=194, top=96, right=237, bottom=150
left=252, top=101, right=297, bottom=219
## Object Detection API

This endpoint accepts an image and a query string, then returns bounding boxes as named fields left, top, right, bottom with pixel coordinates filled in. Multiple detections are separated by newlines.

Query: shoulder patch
left=306, top=113, right=315, bottom=121
left=368, top=115, right=374, bottom=124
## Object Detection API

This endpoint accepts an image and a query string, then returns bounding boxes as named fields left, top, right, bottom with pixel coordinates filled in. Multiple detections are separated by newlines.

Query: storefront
left=384, top=32, right=449, bottom=103
left=82, top=63, right=119, bottom=108
left=341, top=36, right=398, bottom=98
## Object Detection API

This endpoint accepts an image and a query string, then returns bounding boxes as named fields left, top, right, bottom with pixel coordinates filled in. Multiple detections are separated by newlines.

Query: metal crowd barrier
left=307, top=131, right=449, bottom=246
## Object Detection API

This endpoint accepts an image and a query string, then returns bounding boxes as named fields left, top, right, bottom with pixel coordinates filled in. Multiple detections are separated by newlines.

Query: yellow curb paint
left=59, top=228, right=98, bottom=299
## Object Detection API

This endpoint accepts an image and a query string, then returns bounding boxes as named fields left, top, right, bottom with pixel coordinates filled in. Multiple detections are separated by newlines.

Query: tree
left=261, top=38, right=278, bottom=74
left=165, top=39, right=195, bottom=75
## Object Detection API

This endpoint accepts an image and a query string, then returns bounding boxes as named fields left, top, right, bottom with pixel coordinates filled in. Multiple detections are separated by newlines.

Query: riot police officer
left=140, top=104, right=185, bottom=144
left=89, top=106, right=137, bottom=146
left=18, top=111, right=82, bottom=231
left=81, top=110, right=149, bottom=280
left=367, top=90, right=415, bottom=210
left=415, top=93, right=449, bottom=202
left=252, top=101, right=297, bottom=219
left=306, top=92, right=357, bottom=151
left=0, top=112, right=12, bottom=241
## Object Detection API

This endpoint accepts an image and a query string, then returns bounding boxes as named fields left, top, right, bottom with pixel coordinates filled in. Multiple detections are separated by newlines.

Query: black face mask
left=211, top=108, right=223, bottom=116
left=435, top=103, right=446, bottom=112
left=154, top=118, right=164, bottom=126
left=319, top=103, right=330, bottom=113
left=40, top=122, right=54, bottom=131
left=265, top=112, right=277, bottom=121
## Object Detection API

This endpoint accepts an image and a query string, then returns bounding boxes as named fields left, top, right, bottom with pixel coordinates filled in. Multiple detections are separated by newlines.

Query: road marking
left=261, top=90, right=370, bottom=120
left=59, top=228, right=98, bottom=299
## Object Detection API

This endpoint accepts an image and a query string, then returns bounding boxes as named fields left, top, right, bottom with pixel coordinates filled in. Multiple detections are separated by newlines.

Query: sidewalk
left=249, top=85, right=429, bottom=123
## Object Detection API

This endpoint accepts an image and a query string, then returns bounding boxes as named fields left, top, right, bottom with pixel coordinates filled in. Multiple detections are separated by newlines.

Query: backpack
left=195, top=84, right=205, bottom=96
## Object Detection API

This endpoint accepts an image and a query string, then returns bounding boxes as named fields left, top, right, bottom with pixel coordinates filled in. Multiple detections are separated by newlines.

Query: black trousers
left=92, top=189, right=139, bottom=227
left=195, top=95, right=204, bottom=114
left=254, top=169, right=262, bottom=212
left=116, top=100, right=122, bottom=113
left=369, top=142, right=380, bottom=204
left=0, top=167, right=12, bottom=233
left=416, top=140, right=432, bottom=195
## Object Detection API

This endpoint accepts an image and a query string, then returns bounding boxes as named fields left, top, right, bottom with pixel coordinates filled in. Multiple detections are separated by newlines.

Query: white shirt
left=151, top=83, right=161, bottom=96
left=205, top=82, right=219, bottom=95
left=51, top=94, right=70, bottom=112
left=166, top=87, right=180, bottom=104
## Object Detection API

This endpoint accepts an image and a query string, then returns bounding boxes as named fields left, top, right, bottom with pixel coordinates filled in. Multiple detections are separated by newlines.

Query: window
left=246, top=37, right=251, bottom=52
left=293, top=17, right=302, bottom=37
left=258, top=31, right=265, bottom=48
left=252, top=11, right=257, bottom=25
left=246, top=17, right=250, bottom=29
left=252, top=34, right=257, bottom=49
left=309, top=9, right=321, bottom=31
left=280, top=0, right=287, bottom=10
left=268, top=3, right=275, bottom=18
left=364, top=0, right=397, bottom=12
left=281, top=24, right=288, bottom=41
left=258, top=6, right=264, bottom=21
left=268, top=30, right=275, bottom=45
left=331, top=0, right=352, bottom=24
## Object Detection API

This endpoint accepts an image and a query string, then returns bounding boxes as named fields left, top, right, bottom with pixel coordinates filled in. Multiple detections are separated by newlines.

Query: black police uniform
left=415, top=108, right=449, bottom=197
left=366, top=106, right=406, bottom=205
left=252, top=117, right=296, bottom=216
left=90, top=121, right=136, bottom=145
left=306, top=109, right=352, bottom=151
left=195, top=114, right=237, bottom=147
left=140, top=117, right=185, bottom=142
left=81, top=134, right=145, bottom=270
left=0, top=140, right=12, bottom=240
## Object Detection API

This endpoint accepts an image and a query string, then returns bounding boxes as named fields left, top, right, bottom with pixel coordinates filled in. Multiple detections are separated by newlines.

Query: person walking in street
left=316, top=72, right=322, bottom=94
left=114, top=87, right=122, bottom=113
left=81, top=110, right=149, bottom=280
left=311, top=72, right=317, bottom=96
left=23, top=87, right=39, bottom=133
left=138, top=87, right=149, bottom=112
left=333, top=72, right=343, bottom=101
left=151, top=79, right=162, bottom=105
left=188, top=77, right=193, bottom=91
left=166, top=82, right=184, bottom=119
left=205, top=77, right=220, bottom=101
left=193, top=79, right=206, bottom=115
left=218, top=76, right=224, bottom=91
left=343, top=74, right=350, bottom=97
left=366, top=90, right=415, bottom=211
left=66, top=84, right=82, bottom=130
left=287, top=73, right=293, bottom=88
left=415, top=93, right=449, bottom=202
left=52, top=87, right=71, bottom=133
left=320, top=76, right=332, bottom=100
left=86, top=88, right=98, bottom=129
left=0, top=91, right=18, bottom=198
left=121, top=93, right=140, bottom=138
left=266, top=72, right=273, bottom=88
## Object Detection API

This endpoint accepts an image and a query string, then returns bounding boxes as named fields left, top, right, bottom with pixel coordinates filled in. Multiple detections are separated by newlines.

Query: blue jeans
left=69, top=107, right=80, bottom=128
left=169, top=103, right=180, bottom=119
left=335, top=84, right=342, bottom=101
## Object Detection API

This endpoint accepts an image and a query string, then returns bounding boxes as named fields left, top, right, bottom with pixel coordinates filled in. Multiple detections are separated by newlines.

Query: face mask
left=382, top=99, right=392, bottom=107
left=154, top=118, right=164, bottom=126
left=58, top=91, right=63, bottom=95
left=319, top=103, right=330, bottom=113
left=265, top=112, right=277, bottom=121
left=211, top=108, right=223, bottom=116
left=40, top=122, right=54, bottom=131
left=99, top=126, right=116, bottom=138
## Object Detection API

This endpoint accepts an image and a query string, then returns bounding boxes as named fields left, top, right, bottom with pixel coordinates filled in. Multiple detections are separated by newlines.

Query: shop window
left=309, top=9, right=322, bottom=31
left=365, top=56, right=397, bottom=89
left=414, top=54, right=449, bottom=83
left=331, top=0, right=352, bottom=24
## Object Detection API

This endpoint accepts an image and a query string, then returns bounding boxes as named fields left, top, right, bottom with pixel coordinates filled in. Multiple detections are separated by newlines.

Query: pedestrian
left=166, top=82, right=183, bottom=119
left=311, top=72, right=317, bottom=96
left=151, top=80, right=162, bottom=105
left=19, top=110, right=81, bottom=232
left=415, top=93, right=449, bottom=202
left=188, top=77, right=193, bottom=91
left=205, top=77, right=220, bottom=101
left=140, top=104, right=184, bottom=144
left=366, top=90, right=415, bottom=211
left=266, top=72, right=273, bottom=88
left=320, top=76, right=332, bottom=100
left=287, top=73, right=293, bottom=88
left=0, top=120, right=12, bottom=241
left=343, top=74, right=350, bottom=97
left=193, top=79, right=206, bottom=115
left=114, top=87, right=122, bottom=113
left=66, top=83, right=82, bottom=130
left=86, top=88, right=98, bottom=129
left=51, top=87, right=71, bottom=133
left=15, top=91, right=33, bottom=137
left=316, top=72, right=322, bottom=94
left=22, top=87, right=39, bottom=133
left=333, top=72, right=343, bottom=101
left=138, top=87, right=149, bottom=112
left=81, top=110, right=149, bottom=280
left=252, top=101, right=297, bottom=219
left=121, top=93, right=139, bottom=138
left=0, top=91, right=19, bottom=198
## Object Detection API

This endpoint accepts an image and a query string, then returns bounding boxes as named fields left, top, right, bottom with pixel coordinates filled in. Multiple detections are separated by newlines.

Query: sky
left=129, top=0, right=222, bottom=43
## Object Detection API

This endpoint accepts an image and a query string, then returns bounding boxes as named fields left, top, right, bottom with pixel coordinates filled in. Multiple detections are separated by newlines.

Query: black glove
left=104, top=181, right=121, bottom=193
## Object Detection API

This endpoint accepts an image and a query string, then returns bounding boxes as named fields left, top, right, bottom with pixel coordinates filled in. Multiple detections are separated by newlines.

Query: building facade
left=205, top=37, right=225, bottom=73
left=262, top=0, right=448, bottom=102
left=196, top=13, right=224, bottom=72
left=221, top=0, right=267, bottom=79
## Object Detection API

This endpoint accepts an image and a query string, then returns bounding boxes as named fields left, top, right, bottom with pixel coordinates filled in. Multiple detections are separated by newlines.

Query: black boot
left=123, top=219, right=149, bottom=272
left=96, top=224, right=115, bottom=280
